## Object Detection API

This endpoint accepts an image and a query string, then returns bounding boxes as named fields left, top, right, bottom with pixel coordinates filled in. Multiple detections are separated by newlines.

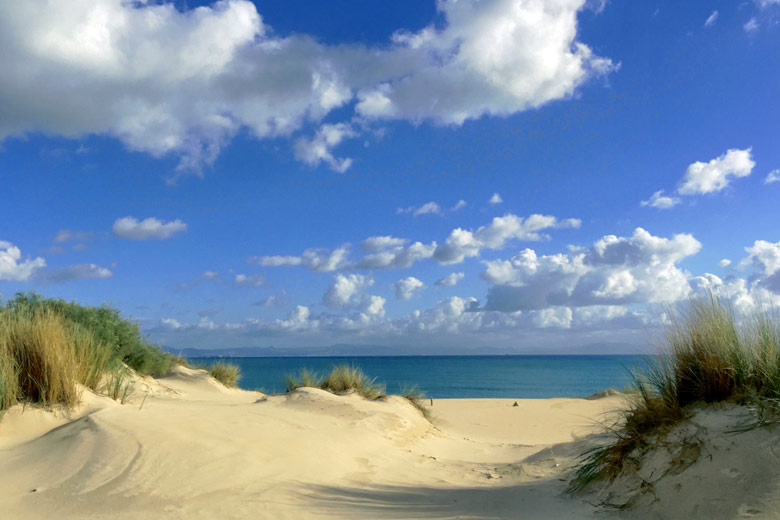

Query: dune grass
left=0, top=293, right=174, bottom=412
left=207, top=361, right=241, bottom=387
left=285, top=364, right=386, bottom=400
left=569, top=294, right=780, bottom=492
left=400, top=384, right=431, bottom=419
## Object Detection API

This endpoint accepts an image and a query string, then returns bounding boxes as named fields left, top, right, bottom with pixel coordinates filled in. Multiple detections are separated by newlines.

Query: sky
left=1, top=0, right=779, bottom=354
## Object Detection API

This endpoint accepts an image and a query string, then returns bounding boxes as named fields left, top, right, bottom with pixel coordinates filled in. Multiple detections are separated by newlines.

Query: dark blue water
left=192, top=355, right=648, bottom=398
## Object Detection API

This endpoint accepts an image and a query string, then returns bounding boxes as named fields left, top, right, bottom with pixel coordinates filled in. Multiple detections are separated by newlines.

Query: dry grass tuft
left=208, top=361, right=241, bottom=387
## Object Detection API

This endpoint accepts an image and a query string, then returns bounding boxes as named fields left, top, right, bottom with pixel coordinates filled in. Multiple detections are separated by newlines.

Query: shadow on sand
left=301, top=479, right=594, bottom=519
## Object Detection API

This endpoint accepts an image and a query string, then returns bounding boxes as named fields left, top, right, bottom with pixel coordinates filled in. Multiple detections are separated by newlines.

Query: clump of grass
left=0, top=309, right=81, bottom=408
left=103, top=369, right=135, bottom=404
left=569, top=294, right=780, bottom=493
left=6, top=292, right=173, bottom=377
left=285, top=368, right=322, bottom=391
left=285, top=364, right=386, bottom=400
left=208, top=361, right=241, bottom=387
left=400, top=384, right=431, bottom=419
left=0, top=293, right=175, bottom=413
left=321, top=364, right=385, bottom=399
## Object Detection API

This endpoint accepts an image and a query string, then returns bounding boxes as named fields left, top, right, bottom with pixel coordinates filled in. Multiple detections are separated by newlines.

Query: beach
left=0, top=366, right=623, bottom=519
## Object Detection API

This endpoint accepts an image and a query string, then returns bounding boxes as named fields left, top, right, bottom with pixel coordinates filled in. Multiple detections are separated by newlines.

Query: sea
left=191, top=355, right=649, bottom=398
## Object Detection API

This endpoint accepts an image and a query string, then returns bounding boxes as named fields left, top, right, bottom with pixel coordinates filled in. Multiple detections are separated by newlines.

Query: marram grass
left=0, top=293, right=174, bottom=413
left=285, top=364, right=386, bottom=400
left=208, top=361, right=241, bottom=388
left=569, top=294, right=780, bottom=492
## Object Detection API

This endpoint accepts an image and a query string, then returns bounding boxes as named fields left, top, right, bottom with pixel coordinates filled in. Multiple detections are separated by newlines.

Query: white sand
left=4, top=367, right=769, bottom=519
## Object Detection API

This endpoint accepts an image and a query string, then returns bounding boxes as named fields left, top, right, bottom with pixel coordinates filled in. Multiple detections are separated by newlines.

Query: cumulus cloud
left=54, top=229, right=95, bottom=243
left=0, top=0, right=613, bottom=175
left=361, top=235, right=408, bottom=252
left=251, top=255, right=303, bottom=267
left=720, top=259, right=732, bottom=268
left=489, top=193, right=503, bottom=205
left=355, top=241, right=436, bottom=270
left=0, top=240, right=46, bottom=281
left=741, top=239, right=780, bottom=293
left=293, top=123, right=356, bottom=172
left=39, top=263, right=113, bottom=283
left=452, top=200, right=467, bottom=211
left=744, top=18, right=759, bottom=32
left=323, top=273, right=373, bottom=307
left=434, top=213, right=581, bottom=264
left=765, top=169, right=780, bottom=184
left=705, top=11, right=719, bottom=26
left=397, top=202, right=443, bottom=216
left=435, top=272, right=465, bottom=287
left=677, top=148, right=755, bottom=195
left=234, top=273, right=265, bottom=287
left=483, top=228, right=702, bottom=311
left=250, top=245, right=349, bottom=272
left=112, top=217, right=187, bottom=240
left=640, top=190, right=680, bottom=209
left=394, top=276, right=425, bottom=300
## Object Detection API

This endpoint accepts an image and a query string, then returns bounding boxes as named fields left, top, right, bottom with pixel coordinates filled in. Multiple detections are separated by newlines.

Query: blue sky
left=1, top=0, right=779, bottom=353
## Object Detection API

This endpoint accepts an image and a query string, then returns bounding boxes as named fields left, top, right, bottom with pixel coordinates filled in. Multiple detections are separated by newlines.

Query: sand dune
left=5, top=366, right=768, bottom=519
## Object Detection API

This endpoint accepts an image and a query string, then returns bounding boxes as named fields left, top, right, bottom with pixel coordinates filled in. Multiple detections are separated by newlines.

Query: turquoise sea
left=192, top=355, right=649, bottom=398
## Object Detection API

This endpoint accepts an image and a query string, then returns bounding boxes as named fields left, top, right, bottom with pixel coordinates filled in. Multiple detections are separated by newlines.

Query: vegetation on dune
left=400, top=384, right=431, bottom=419
left=0, top=292, right=174, bottom=412
left=570, top=294, right=780, bottom=492
left=285, top=364, right=386, bottom=400
left=207, top=361, right=241, bottom=387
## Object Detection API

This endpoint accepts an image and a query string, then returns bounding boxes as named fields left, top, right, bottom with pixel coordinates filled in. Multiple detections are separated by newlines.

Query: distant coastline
left=164, top=342, right=648, bottom=358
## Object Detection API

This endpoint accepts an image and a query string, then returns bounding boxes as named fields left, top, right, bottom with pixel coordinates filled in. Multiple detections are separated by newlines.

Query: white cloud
left=234, top=273, right=265, bottom=287
left=361, top=235, right=408, bottom=252
left=435, top=272, right=465, bottom=287
left=394, top=276, right=425, bottom=300
left=741, top=239, right=780, bottom=293
left=293, top=123, right=356, bottom=173
left=397, top=202, right=443, bottom=216
left=323, top=273, right=373, bottom=307
left=301, top=245, right=350, bottom=272
left=434, top=213, right=581, bottom=264
left=40, top=263, right=113, bottom=283
left=355, top=0, right=616, bottom=124
left=720, top=259, right=732, bottom=268
left=202, top=270, right=219, bottom=279
left=452, top=200, right=467, bottom=211
left=54, top=229, right=95, bottom=243
left=640, top=189, right=680, bottom=209
left=489, top=193, right=503, bottom=205
left=744, top=18, right=759, bottom=32
left=356, top=241, right=436, bottom=270
left=483, top=228, right=702, bottom=311
left=364, top=295, right=386, bottom=317
left=677, top=148, right=755, bottom=195
left=112, top=217, right=187, bottom=240
left=274, top=305, right=314, bottom=331
left=756, top=0, right=780, bottom=7
left=251, top=255, right=303, bottom=267
left=705, top=11, right=719, bottom=26
left=0, top=241, right=46, bottom=281
left=765, top=169, right=780, bottom=184
left=250, top=245, right=349, bottom=272
left=0, top=0, right=613, bottom=174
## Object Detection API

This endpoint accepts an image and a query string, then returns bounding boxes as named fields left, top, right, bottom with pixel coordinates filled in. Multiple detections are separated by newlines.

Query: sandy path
left=0, top=367, right=623, bottom=519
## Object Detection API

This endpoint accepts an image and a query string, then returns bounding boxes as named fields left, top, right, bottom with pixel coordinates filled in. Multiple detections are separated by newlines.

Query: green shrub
left=570, top=294, right=780, bottom=492
left=5, top=292, right=172, bottom=377
left=0, top=293, right=174, bottom=412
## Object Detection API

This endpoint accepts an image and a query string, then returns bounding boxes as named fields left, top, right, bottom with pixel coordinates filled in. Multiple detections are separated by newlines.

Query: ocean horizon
left=191, top=355, right=649, bottom=399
